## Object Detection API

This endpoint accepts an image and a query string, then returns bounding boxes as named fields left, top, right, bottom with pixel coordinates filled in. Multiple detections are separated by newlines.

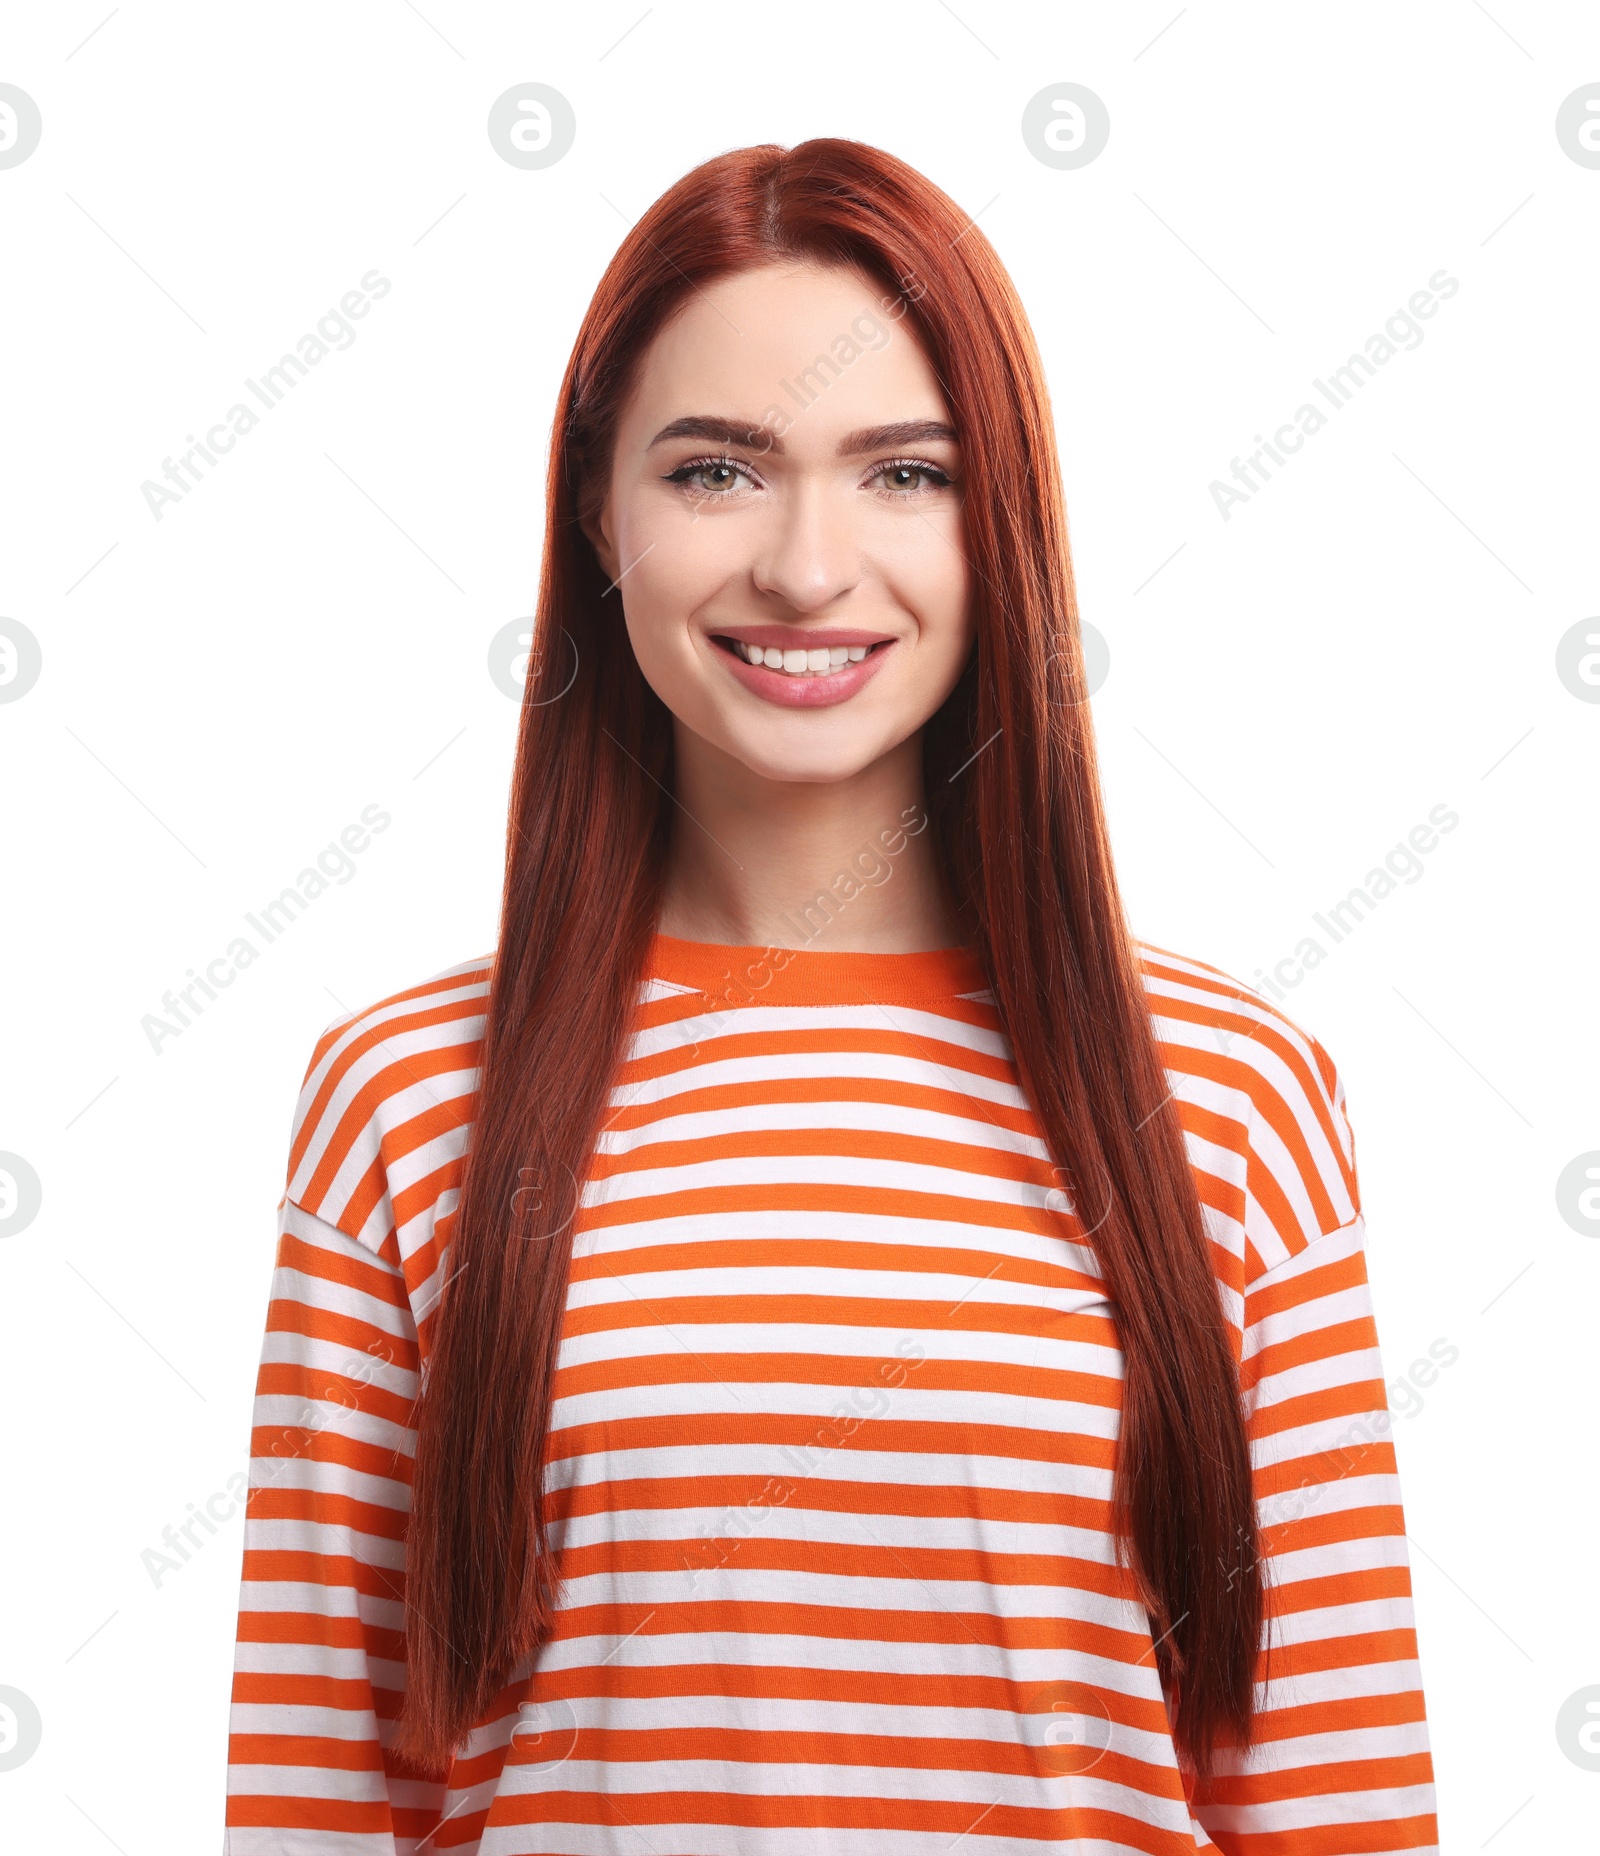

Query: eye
left=867, top=457, right=955, bottom=498
left=662, top=453, right=760, bottom=497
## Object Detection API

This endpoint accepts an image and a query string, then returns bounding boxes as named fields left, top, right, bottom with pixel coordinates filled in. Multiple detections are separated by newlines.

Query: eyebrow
left=647, top=414, right=959, bottom=457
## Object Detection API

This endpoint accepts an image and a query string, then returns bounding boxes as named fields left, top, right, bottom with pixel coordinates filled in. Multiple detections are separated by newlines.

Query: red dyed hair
left=397, top=138, right=1262, bottom=1783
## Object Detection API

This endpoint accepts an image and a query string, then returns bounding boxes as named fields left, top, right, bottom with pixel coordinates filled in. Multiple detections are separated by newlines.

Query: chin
left=718, top=728, right=888, bottom=787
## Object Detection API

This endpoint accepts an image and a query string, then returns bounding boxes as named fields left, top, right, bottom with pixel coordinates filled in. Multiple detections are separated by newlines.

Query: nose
left=749, top=478, right=862, bottom=614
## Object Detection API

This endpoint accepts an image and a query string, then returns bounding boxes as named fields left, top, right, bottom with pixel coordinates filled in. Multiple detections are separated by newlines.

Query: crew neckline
left=646, top=931, right=990, bottom=1007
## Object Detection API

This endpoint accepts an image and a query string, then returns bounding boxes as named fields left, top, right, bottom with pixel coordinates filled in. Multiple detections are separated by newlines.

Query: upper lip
left=707, top=623, right=897, bottom=650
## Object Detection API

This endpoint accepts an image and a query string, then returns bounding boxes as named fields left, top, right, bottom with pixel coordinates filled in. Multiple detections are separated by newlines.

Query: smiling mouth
left=710, top=635, right=893, bottom=678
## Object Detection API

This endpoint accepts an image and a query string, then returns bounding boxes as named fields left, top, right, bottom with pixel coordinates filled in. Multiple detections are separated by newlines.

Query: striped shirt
left=226, top=933, right=1438, bottom=1854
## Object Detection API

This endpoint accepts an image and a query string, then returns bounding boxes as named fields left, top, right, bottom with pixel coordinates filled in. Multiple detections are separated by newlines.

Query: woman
left=226, top=140, right=1437, bottom=1853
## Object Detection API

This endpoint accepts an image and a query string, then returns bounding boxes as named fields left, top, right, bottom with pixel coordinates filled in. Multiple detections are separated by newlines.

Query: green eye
left=872, top=458, right=953, bottom=495
left=664, top=455, right=754, bottom=494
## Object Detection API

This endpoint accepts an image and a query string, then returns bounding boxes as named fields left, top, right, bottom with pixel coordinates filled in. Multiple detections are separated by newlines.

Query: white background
left=1, top=2, right=1596, bottom=1849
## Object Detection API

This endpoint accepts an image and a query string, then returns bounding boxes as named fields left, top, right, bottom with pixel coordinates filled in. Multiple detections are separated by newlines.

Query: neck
left=656, top=722, right=962, bottom=953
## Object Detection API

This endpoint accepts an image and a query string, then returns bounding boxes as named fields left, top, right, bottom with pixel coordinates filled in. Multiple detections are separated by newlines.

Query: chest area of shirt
left=551, top=1017, right=1124, bottom=1473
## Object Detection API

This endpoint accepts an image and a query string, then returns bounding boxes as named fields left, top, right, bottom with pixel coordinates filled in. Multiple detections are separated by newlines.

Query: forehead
left=619, top=260, right=950, bottom=443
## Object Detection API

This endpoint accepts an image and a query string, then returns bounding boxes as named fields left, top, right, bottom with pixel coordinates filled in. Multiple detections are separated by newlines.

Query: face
left=584, top=261, right=974, bottom=786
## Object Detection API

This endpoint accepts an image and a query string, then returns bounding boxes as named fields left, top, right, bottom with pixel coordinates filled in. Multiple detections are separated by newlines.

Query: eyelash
left=662, top=453, right=955, bottom=499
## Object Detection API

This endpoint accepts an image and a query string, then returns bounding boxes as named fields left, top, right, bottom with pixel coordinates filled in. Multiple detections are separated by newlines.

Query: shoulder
left=280, top=953, right=494, bottom=1266
left=1133, top=939, right=1360, bottom=1280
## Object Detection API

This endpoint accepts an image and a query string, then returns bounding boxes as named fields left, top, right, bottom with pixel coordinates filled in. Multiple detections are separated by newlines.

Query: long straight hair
left=397, top=138, right=1261, bottom=1783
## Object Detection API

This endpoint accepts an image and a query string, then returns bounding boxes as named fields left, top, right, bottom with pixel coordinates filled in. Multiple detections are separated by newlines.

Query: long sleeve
left=1192, top=1219, right=1438, bottom=1849
left=1141, top=946, right=1439, bottom=1850
left=226, top=962, right=489, bottom=1850
left=225, top=1196, right=444, bottom=1852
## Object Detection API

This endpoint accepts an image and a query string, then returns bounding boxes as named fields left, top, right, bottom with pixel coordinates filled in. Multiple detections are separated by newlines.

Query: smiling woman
left=226, top=138, right=1437, bottom=1855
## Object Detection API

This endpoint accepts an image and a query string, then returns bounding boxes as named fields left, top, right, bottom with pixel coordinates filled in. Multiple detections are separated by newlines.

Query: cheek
left=619, top=500, right=707, bottom=606
left=886, top=513, right=972, bottom=656
left=617, top=527, right=729, bottom=708
left=618, top=482, right=748, bottom=606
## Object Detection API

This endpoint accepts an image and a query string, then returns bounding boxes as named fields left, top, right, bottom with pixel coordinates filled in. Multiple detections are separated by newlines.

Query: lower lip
left=711, top=639, right=895, bottom=709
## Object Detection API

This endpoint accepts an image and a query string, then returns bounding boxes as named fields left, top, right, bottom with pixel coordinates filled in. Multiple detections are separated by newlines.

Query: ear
left=579, top=496, right=620, bottom=587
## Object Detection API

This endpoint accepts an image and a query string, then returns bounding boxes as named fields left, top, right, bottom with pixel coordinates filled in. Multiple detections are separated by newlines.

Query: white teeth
left=732, top=639, right=878, bottom=675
